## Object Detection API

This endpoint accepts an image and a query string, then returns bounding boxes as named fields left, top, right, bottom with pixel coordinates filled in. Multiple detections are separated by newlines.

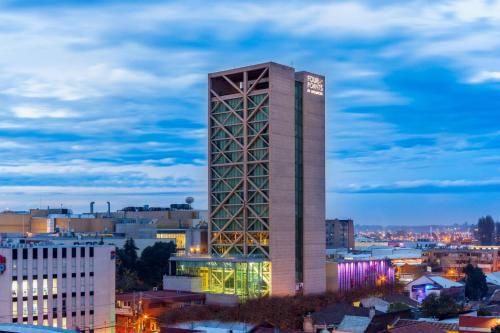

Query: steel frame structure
left=209, top=66, right=271, bottom=259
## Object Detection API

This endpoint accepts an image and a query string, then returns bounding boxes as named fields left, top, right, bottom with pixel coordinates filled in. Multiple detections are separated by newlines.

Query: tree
left=477, top=307, right=492, bottom=316
left=137, top=241, right=176, bottom=288
left=116, top=268, right=147, bottom=292
left=388, top=302, right=410, bottom=312
left=421, top=294, right=462, bottom=319
left=117, top=238, right=139, bottom=273
left=463, top=264, right=488, bottom=300
left=477, top=216, right=495, bottom=245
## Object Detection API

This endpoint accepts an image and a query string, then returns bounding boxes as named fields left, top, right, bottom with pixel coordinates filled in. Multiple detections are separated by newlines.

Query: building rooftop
left=310, top=303, right=381, bottom=325
left=390, top=321, right=447, bottom=333
left=426, top=275, right=463, bottom=288
left=0, top=238, right=113, bottom=248
left=117, top=289, right=205, bottom=303
left=174, top=321, right=253, bottom=333
left=336, top=315, right=371, bottom=333
left=486, top=272, right=500, bottom=286
left=0, top=323, right=77, bottom=333
left=392, top=319, right=458, bottom=332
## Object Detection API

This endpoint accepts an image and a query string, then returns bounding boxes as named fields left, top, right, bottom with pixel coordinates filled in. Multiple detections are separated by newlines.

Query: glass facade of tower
left=175, top=259, right=271, bottom=298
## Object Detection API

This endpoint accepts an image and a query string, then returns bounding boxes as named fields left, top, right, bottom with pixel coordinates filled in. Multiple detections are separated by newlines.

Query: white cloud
left=468, top=70, right=500, bottom=83
left=10, top=105, right=77, bottom=119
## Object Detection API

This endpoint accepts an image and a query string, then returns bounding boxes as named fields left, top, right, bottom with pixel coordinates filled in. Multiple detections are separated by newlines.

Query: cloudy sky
left=1, top=0, right=499, bottom=225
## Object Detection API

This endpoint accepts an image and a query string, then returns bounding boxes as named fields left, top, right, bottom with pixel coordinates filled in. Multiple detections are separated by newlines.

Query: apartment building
left=0, top=240, right=115, bottom=333
left=423, top=246, right=500, bottom=280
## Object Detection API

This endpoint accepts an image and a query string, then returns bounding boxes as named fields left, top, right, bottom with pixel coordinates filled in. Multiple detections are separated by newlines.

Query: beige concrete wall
left=0, top=213, right=30, bottom=233
left=269, top=63, right=297, bottom=296
left=113, top=210, right=197, bottom=228
left=326, top=261, right=339, bottom=292
left=298, top=71, right=326, bottom=294
left=55, top=218, right=116, bottom=233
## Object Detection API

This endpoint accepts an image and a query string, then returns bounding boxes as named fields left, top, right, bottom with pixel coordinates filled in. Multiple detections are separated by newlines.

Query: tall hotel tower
left=173, top=62, right=326, bottom=298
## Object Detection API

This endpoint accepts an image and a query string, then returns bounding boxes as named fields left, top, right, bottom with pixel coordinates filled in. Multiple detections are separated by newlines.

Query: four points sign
left=306, top=75, right=324, bottom=96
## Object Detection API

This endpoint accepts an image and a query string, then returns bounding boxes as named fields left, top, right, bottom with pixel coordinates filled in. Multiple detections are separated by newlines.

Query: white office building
left=0, top=240, right=116, bottom=333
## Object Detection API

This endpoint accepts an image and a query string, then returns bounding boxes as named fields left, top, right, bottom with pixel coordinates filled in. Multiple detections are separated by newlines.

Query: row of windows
left=12, top=277, right=94, bottom=298
left=12, top=296, right=95, bottom=316
left=12, top=313, right=95, bottom=331
left=12, top=257, right=94, bottom=276
left=13, top=247, right=95, bottom=260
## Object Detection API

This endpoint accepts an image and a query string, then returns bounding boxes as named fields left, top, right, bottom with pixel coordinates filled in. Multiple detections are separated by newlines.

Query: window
left=62, top=248, right=66, bottom=258
left=52, top=258, right=58, bottom=272
left=12, top=301, right=17, bottom=317
left=22, top=260, right=27, bottom=276
left=11, top=281, right=18, bottom=298
left=89, top=276, right=94, bottom=292
left=80, top=295, right=85, bottom=307
left=80, top=258, right=85, bottom=271
left=62, top=317, right=67, bottom=329
left=80, top=277, right=85, bottom=292
left=62, top=259, right=67, bottom=272
left=12, top=259, right=17, bottom=276
left=43, top=259, right=48, bottom=274
left=72, top=297, right=76, bottom=310
left=71, top=278, right=76, bottom=292
left=43, top=279, right=48, bottom=296
left=43, top=299, right=48, bottom=314
left=22, top=280, right=29, bottom=297
left=62, top=278, right=67, bottom=291
left=52, top=248, right=58, bottom=258
left=43, top=319, right=48, bottom=326
left=89, top=295, right=94, bottom=309
left=32, top=301, right=38, bottom=315
left=71, top=258, right=76, bottom=272
left=33, top=280, right=38, bottom=295
left=52, top=278, right=58, bottom=295
left=52, top=318, right=58, bottom=328
left=22, top=300, right=28, bottom=317
left=80, top=247, right=85, bottom=257
left=33, top=260, right=38, bottom=276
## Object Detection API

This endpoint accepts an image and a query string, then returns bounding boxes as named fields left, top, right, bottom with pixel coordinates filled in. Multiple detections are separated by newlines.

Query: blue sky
left=0, top=0, right=499, bottom=225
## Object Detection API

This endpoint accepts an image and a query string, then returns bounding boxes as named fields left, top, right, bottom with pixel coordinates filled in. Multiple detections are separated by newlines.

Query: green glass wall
left=176, top=260, right=271, bottom=299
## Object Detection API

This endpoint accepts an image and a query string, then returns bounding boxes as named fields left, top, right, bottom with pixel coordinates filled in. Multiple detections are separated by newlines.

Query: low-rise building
left=459, top=313, right=500, bottom=333
left=326, top=259, right=395, bottom=293
left=423, top=247, right=500, bottom=280
left=115, top=290, right=205, bottom=333
left=405, top=274, right=464, bottom=302
left=0, top=239, right=115, bottom=332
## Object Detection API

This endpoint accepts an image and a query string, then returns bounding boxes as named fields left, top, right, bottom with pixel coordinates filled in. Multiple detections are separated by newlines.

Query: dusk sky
left=1, top=0, right=500, bottom=225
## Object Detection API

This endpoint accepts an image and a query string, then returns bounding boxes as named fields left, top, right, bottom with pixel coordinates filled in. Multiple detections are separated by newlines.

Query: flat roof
left=171, top=254, right=268, bottom=263
left=0, top=323, right=77, bottom=333
left=117, top=289, right=205, bottom=302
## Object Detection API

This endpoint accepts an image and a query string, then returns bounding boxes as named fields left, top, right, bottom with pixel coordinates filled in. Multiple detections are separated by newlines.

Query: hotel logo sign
left=0, top=255, right=6, bottom=274
left=306, top=75, right=324, bottom=96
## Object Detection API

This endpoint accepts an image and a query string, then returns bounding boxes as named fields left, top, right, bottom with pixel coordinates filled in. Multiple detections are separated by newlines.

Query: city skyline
left=1, top=1, right=500, bottom=225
